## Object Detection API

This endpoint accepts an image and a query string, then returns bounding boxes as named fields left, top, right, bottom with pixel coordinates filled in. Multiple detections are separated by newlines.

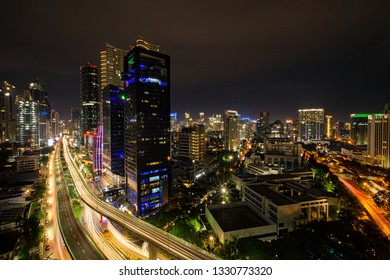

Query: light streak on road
left=82, top=205, right=125, bottom=260
left=45, top=149, right=72, bottom=260
left=62, top=137, right=218, bottom=260
left=339, top=177, right=390, bottom=237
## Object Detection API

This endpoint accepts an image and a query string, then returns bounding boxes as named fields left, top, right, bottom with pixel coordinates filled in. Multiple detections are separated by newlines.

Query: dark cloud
left=1, top=0, right=389, bottom=121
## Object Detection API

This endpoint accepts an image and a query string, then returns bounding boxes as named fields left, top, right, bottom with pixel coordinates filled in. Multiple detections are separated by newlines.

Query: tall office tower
left=223, top=110, right=240, bottom=151
left=123, top=42, right=171, bottom=217
left=368, top=113, right=390, bottom=168
left=350, top=113, right=380, bottom=145
left=100, top=43, right=128, bottom=90
left=325, top=115, right=333, bottom=139
left=178, top=124, right=206, bottom=161
left=298, top=108, right=325, bottom=141
left=51, top=109, right=60, bottom=138
left=0, top=81, right=15, bottom=143
left=71, top=107, right=81, bottom=141
left=29, top=80, right=51, bottom=146
left=256, top=111, right=270, bottom=141
left=102, top=85, right=125, bottom=176
left=16, top=91, right=39, bottom=147
left=80, top=63, right=100, bottom=145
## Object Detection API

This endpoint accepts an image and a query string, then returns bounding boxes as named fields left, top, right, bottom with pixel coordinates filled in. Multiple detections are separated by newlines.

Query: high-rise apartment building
left=367, top=112, right=390, bottom=168
left=29, top=80, right=51, bottom=146
left=100, top=43, right=128, bottom=90
left=256, top=111, right=270, bottom=141
left=102, top=85, right=125, bottom=176
left=0, top=81, right=15, bottom=143
left=80, top=63, right=100, bottom=144
left=298, top=109, right=324, bottom=141
left=178, top=124, right=206, bottom=161
left=325, top=115, right=333, bottom=139
left=224, top=110, right=240, bottom=151
left=16, top=91, right=39, bottom=147
left=123, top=41, right=171, bottom=217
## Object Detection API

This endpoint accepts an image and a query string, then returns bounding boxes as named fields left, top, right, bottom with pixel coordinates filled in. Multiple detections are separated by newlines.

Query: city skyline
left=1, top=1, right=390, bottom=122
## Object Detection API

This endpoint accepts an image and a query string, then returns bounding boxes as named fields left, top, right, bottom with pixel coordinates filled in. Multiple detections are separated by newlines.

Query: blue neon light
left=140, top=168, right=168, bottom=176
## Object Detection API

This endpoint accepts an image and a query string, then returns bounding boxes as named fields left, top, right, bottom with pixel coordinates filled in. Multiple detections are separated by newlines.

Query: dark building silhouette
left=80, top=63, right=100, bottom=145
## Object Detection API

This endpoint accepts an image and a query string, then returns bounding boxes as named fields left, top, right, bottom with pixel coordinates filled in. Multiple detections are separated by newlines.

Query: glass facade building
left=123, top=46, right=171, bottom=217
left=16, top=92, right=39, bottom=147
left=29, top=80, right=51, bottom=146
left=102, top=85, right=125, bottom=176
left=80, top=63, right=100, bottom=144
left=350, top=113, right=381, bottom=146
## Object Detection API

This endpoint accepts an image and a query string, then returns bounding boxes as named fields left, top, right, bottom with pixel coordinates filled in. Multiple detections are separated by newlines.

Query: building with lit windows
left=102, top=85, right=125, bottom=176
left=51, top=109, right=60, bottom=138
left=178, top=124, right=206, bottom=161
left=223, top=110, right=240, bottom=151
left=123, top=41, right=171, bottom=217
left=367, top=112, right=390, bottom=168
left=298, top=108, right=324, bottom=141
left=264, top=135, right=302, bottom=170
left=350, top=113, right=380, bottom=145
left=16, top=91, right=39, bottom=147
left=0, top=81, right=15, bottom=143
left=80, top=63, right=100, bottom=145
left=100, top=43, right=128, bottom=90
left=29, top=80, right=51, bottom=146
left=325, top=115, right=333, bottom=139
left=256, top=111, right=270, bottom=141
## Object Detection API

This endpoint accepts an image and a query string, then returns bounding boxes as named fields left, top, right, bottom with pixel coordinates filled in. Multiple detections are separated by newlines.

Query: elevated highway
left=62, top=138, right=218, bottom=260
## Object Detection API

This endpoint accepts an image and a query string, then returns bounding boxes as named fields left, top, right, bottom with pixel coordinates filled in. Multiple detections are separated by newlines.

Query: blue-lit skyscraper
left=102, top=85, right=125, bottom=176
left=123, top=40, right=171, bottom=217
left=29, top=79, right=51, bottom=146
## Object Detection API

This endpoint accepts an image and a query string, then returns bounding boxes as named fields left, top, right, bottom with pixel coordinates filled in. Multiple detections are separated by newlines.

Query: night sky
left=1, top=0, right=389, bottom=123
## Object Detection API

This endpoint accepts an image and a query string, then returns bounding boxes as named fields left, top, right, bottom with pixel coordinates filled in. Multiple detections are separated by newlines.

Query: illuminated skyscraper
left=100, top=43, right=128, bottom=90
left=80, top=63, right=100, bottom=144
left=29, top=80, right=51, bottom=146
left=0, top=81, right=15, bottom=143
left=123, top=41, right=171, bottom=217
left=368, top=112, right=390, bottom=168
left=325, top=115, right=333, bottom=139
left=224, top=110, right=240, bottom=151
left=350, top=113, right=380, bottom=145
left=178, top=124, right=206, bottom=161
left=298, top=109, right=324, bottom=140
left=16, top=91, right=39, bottom=147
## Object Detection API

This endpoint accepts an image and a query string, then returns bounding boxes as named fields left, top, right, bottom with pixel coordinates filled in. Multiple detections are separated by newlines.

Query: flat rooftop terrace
left=208, top=203, right=272, bottom=232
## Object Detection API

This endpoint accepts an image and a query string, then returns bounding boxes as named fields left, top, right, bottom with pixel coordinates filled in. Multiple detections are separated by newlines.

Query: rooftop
left=208, top=202, right=271, bottom=232
left=247, top=184, right=295, bottom=206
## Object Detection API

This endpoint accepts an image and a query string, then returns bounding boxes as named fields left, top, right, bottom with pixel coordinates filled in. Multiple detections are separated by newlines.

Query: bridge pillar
left=148, top=244, right=157, bottom=260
